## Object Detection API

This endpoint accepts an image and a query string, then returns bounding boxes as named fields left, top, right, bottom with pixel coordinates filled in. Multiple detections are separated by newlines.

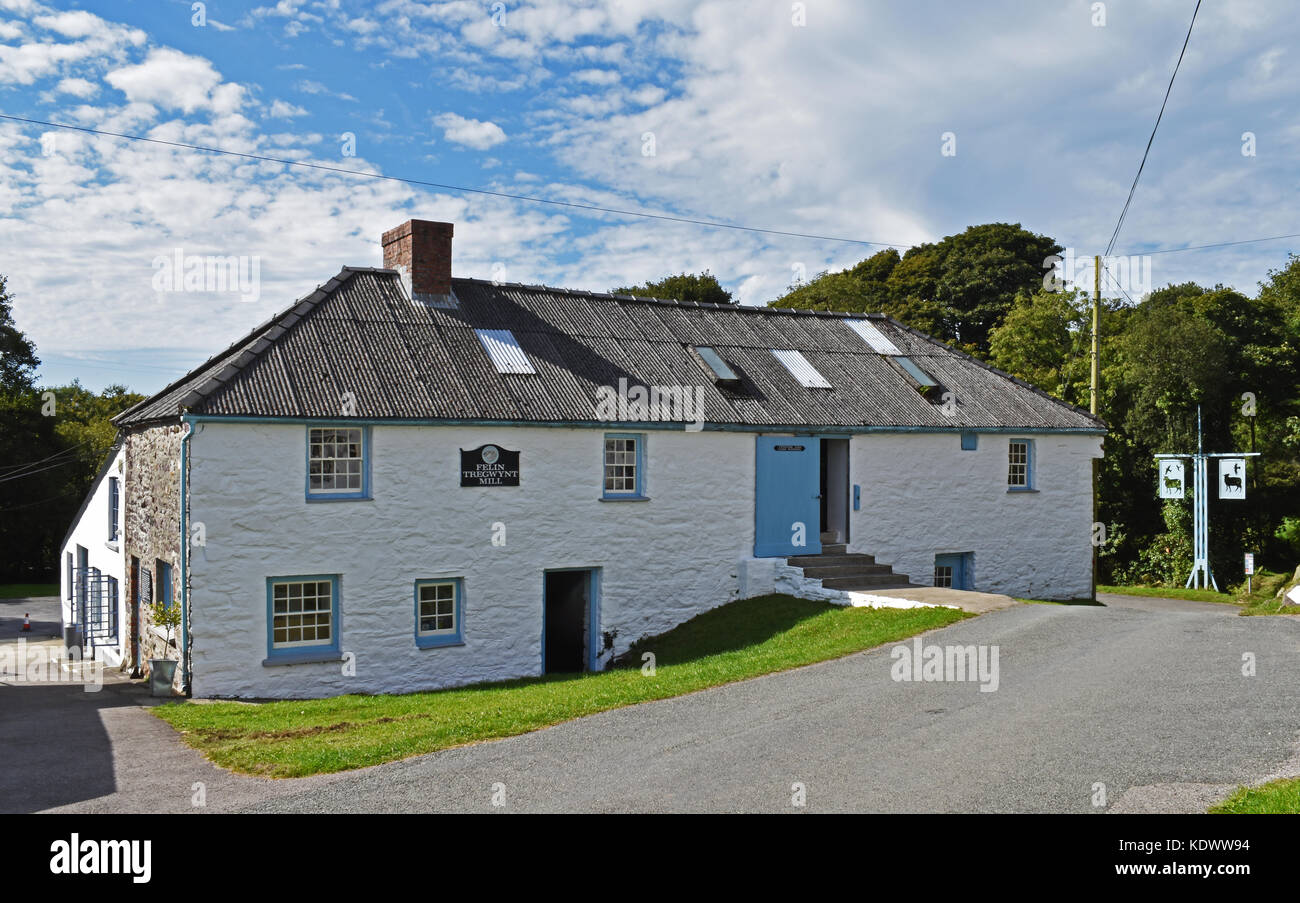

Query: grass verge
left=0, top=583, right=58, bottom=599
left=1210, top=776, right=1300, bottom=813
left=152, top=594, right=967, bottom=778
left=1097, top=584, right=1235, bottom=604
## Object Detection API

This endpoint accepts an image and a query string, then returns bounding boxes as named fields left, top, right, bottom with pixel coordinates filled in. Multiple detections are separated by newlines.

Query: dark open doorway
left=544, top=569, right=594, bottom=674
left=819, top=438, right=850, bottom=543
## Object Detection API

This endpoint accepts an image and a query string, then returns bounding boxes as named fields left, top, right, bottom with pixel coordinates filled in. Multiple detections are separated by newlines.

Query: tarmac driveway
left=3, top=593, right=1299, bottom=813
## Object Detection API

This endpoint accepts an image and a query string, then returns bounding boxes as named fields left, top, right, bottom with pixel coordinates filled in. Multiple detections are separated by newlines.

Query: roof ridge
left=115, top=268, right=360, bottom=426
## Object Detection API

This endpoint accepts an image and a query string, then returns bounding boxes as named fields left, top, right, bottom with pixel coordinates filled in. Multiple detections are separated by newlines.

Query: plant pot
left=149, top=659, right=178, bottom=697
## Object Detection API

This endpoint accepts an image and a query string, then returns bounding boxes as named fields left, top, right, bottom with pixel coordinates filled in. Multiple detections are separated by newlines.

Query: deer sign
left=1219, top=459, right=1246, bottom=499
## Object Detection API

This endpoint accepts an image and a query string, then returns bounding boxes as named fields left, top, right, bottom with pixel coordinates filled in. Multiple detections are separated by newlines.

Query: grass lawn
left=1096, top=584, right=1236, bottom=604
left=1210, top=776, right=1300, bottom=814
left=0, top=583, right=58, bottom=599
left=152, top=594, right=968, bottom=778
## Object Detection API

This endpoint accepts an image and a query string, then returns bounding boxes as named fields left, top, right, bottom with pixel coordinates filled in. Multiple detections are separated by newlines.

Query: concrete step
left=788, top=552, right=876, bottom=568
left=821, top=573, right=913, bottom=590
left=799, top=564, right=894, bottom=580
left=821, top=543, right=847, bottom=555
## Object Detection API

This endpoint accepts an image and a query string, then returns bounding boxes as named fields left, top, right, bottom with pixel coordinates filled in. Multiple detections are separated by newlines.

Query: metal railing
left=69, top=568, right=119, bottom=652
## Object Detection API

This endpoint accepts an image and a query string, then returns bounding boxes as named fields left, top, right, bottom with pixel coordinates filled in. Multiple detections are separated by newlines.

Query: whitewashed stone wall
left=186, top=423, right=755, bottom=698
left=848, top=432, right=1104, bottom=600
left=59, top=446, right=127, bottom=668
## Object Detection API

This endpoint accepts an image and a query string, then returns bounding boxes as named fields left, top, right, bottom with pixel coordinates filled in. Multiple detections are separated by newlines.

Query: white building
left=68, top=219, right=1105, bottom=698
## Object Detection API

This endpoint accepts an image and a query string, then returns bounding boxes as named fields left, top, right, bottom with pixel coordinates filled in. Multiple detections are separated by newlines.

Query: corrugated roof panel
left=475, top=328, right=537, bottom=374
left=845, top=318, right=902, bottom=355
left=772, top=349, right=832, bottom=389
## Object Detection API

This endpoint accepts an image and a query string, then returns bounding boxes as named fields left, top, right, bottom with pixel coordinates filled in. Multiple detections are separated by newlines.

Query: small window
left=1008, top=439, right=1034, bottom=490
left=475, top=328, right=536, bottom=374
left=307, top=427, right=368, bottom=499
left=772, top=349, right=832, bottom=389
left=268, top=577, right=337, bottom=653
left=107, top=476, right=120, bottom=542
left=934, top=564, right=953, bottom=588
left=961, top=432, right=978, bottom=451
left=896, top=356, right=938, bottom=388
left=844, top=319, right=901, bottom=355
left=415, top=579, right=463, bottom=648
left=693, top=346, right=739, bottom=384
left=603, top=433, right=644, bottom=498
left=155, top=560, right=173, bottom=611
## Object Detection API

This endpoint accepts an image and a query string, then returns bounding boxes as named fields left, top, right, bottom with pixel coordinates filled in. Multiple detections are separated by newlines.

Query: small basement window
left=772, top=349, right=832, bottom=389
left=475, top=328, right=536, bottom=374
left=693, top=346, right=739, bottom=386
left=844, top=319, right=902, bottom=355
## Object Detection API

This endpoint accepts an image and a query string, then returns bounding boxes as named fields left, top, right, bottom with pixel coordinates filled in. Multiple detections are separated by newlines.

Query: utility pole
left=1091, top=254, right=1100, bottom=416
left=1090, top=255, right=1101, bottom=600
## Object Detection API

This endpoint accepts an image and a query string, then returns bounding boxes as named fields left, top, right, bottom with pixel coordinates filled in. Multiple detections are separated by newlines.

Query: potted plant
left=148, top=599, right=182, bottom=697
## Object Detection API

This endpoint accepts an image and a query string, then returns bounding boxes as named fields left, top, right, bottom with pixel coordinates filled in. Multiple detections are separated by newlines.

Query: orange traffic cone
left=21, top=613, right=31, bottom=632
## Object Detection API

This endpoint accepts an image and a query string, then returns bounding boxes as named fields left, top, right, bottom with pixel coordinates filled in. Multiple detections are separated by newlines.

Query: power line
left=0, top=112, right=912, bottom=250
left=1104, top=0, right=1202, bottom=257
left=0, top=439, right=91, bottom=477
left=0, top=457, right=81, bottom=485
left=1122, top=231, right=1300, bottom=257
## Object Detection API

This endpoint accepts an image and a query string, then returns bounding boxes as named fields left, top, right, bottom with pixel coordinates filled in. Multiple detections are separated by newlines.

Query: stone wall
left=122, top=422, right=186, bottom=690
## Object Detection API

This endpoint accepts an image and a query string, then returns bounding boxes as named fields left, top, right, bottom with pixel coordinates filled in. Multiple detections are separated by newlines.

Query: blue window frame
left=414, top=578, right=464, bottom=648
left=156, top=560, right=173, bottom=611
left=602, top=433, right=646, bottom=499
left=1007, top=438, right=1035, bottom=490
left=265, top=575, right=340, bottom=663
left=934, top=552, right=974, bottom=590
left=108, top=476, right=120, bottom=541
left=961, top=432, right=978, bottom=451
left=306, top=426, right=371, bottom=501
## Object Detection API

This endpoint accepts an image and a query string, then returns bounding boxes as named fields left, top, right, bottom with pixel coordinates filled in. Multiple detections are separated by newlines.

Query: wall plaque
left=460, top=445, right=521, bottom=487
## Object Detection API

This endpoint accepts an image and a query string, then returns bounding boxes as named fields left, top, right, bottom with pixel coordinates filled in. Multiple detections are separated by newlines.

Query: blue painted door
left=755, top=437, right=821, bottom=557
left=934, top=552, right=973, bottom=590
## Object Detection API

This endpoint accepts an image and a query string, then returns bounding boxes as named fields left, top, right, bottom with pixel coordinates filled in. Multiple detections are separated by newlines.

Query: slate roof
left=115, top=267, right=1105, bottom=432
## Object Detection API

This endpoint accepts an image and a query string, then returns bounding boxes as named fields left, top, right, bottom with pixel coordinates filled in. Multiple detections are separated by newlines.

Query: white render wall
left=186, top=423, right=756, bottom=698
left=848, top=432, right=1104, bottom=600
left=58, top=446, right=127, bottom=667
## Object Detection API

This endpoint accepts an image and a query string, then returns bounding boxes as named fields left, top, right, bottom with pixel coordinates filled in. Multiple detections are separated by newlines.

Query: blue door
left=755, top=437, right=822, bottom=557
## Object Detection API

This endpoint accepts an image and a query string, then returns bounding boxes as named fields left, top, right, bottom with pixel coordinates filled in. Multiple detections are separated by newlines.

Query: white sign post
left=1244, top=553, right=1254, bottom=594
left=1154, top=407, right=1259, bottom=591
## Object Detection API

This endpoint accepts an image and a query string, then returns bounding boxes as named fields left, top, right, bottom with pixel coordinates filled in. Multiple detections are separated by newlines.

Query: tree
left=988, top=288, right=1089, bottom=398
left=0, top=274, right=38, bottom=394
left=769, top=223, right=1061, bottom=355
left=614, top=271, right=734, bottom=305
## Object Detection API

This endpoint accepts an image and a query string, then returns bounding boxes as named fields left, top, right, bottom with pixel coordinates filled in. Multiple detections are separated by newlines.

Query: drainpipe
left=180, top=417, right=194, bottom=694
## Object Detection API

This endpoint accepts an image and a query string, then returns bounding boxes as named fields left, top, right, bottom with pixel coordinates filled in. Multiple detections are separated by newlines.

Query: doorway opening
left=544, top=569, right=596, bottom=674
left=819, top=438, right=850, bottom=544
left=129, top=556, right=142, bottom=677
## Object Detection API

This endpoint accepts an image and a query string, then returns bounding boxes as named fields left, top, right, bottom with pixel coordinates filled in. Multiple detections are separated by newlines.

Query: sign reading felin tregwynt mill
left=460, top=445, right=521, bottom=487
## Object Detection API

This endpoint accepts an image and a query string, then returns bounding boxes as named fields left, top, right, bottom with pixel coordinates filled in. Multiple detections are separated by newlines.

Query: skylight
left=475, top=329, right=536, bottom=374
left=694, top=346, right=739, bottom=383
left=772, top=349, right=832, bottom=389
left=896, top=356, right=938, bottom=388
left=844, top=319, right=901, bottom=355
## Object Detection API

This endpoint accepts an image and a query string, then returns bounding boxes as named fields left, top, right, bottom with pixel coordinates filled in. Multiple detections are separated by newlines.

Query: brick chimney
left=382, top=219, right=453, bottom=304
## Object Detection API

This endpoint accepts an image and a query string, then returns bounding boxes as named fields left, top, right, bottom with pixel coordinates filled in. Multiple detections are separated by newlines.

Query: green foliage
left=151, top=597, right=182, bottom=652
left=988, top=288, right=1089, bottom=398
left=771, top=223, right=1060, bottom=355
left=1275, top=516, right=1300, bottom=558
left=613, top=271, right=734, bottom=305
left=0, top=274, right=39, bottom=394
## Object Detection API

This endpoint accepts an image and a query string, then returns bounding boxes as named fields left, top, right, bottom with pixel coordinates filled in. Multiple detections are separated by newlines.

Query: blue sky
left=1, top=0, right=1297, bottom=394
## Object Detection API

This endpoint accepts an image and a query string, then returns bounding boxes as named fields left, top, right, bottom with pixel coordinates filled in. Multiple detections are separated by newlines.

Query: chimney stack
left=382, top=219, right=453, bottom=304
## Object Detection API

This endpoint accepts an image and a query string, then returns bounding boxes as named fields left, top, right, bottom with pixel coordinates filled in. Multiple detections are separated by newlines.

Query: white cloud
left=434, top=111, right=507, bottom=150
left=54, top=75, right=97, bottom=97
left=105, top=47, right=239, bottom=114
left=268, top=99, right=309, bottom=118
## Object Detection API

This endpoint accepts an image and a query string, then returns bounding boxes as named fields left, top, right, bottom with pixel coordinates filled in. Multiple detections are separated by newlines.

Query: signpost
left=1154, top=407, right=1259, bottom=591
left=1244, top=553, right=1255, bottom=594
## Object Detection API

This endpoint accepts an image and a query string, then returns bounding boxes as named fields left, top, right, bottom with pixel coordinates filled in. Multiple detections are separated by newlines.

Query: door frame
left=541, top=567, right=602, bottom=673
left=754, top=436, right=823, bottom=557
left=818, top=434, right=851, bottom=544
